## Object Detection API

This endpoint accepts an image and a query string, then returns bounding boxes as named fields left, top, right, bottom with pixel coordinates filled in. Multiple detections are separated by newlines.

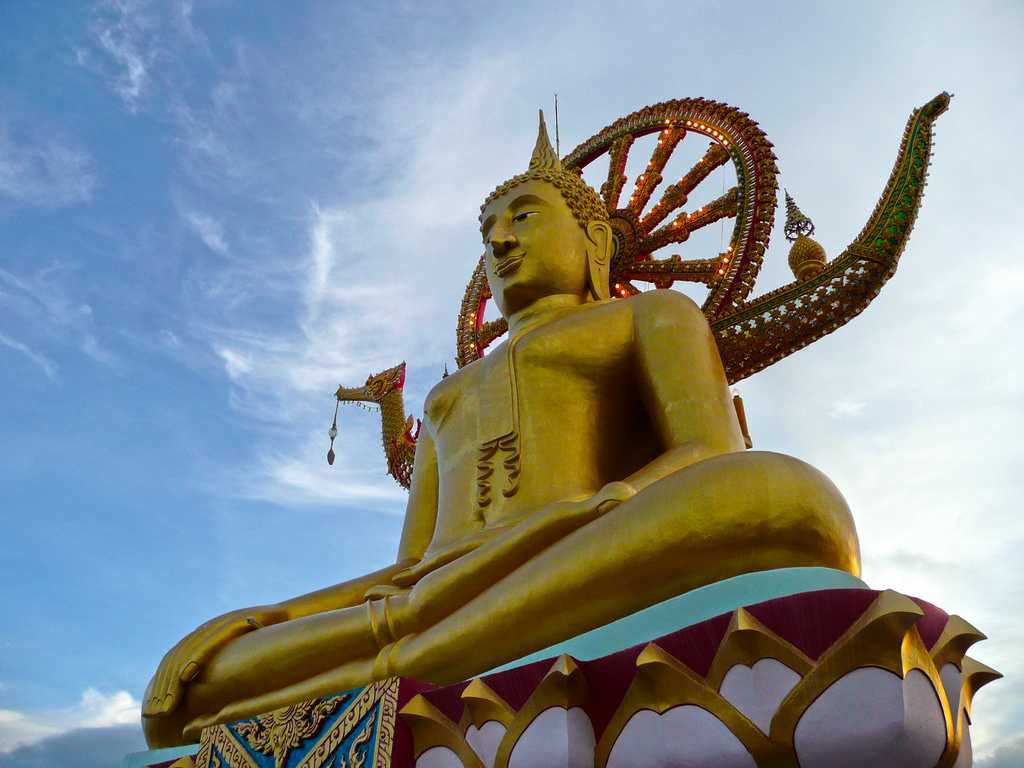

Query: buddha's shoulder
left=423, top=356, right=480, bottom=421
left=560, top=291, right=706, bottom=333
left=622, top=289, right=708, bottom=329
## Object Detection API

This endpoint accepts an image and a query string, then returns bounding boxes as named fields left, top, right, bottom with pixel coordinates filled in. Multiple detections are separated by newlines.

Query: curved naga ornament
left=331, top=93, right=950, bottom=488
left=711, top=91, right=951, bottom=381
left=333, top=363, right=420, bottom=488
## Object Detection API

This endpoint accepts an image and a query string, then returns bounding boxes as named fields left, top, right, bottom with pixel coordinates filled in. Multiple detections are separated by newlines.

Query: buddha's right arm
left=143, top=428, right=440, bottom=719
left=271, top=426, right=441, bottom=620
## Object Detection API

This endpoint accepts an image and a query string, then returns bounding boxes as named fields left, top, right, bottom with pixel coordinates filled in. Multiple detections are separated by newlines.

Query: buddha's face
left=481, top=179, right=591, bottom=318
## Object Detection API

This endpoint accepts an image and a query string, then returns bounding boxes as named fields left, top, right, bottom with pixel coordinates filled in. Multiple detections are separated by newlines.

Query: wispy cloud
left=215, top=346, right=251, bottom=379
left=184, top=210, right=228, bottom=254
left=0, top=265, right=116, bottom=370
left=0, top=125, right=96, bottom=208
left=977, top=734, right=1024, bottom=767
left=243, top=442, right=408, bottom=508
left=0, top=333, right=58, bottom=380
left=167, top=47, right=260, bottom=193
left=85, top=0, right=155, bottom=112
left=0, top=689, right=139, bottom=754
left=173, top=0, right=209, bottom=53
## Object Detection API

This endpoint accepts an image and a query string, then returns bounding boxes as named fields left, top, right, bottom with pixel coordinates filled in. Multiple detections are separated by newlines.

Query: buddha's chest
left=426, top=306, right=651, bottom=533
left=426, top=308, right=636, bottom=442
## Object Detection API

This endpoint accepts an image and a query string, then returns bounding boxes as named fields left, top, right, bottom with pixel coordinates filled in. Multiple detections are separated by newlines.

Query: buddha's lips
left=494, top=252, right=525, bottom=277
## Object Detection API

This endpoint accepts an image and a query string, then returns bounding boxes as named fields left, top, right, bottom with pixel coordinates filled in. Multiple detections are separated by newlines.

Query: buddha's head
left=480, top=111, right=614, bottom=319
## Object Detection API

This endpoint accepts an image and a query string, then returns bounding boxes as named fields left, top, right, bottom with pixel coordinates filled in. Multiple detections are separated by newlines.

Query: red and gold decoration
left=455, top=92, right=950, bottom=379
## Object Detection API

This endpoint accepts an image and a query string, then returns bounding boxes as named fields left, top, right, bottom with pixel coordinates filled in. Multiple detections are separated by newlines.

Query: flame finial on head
left=480, top=110, right=606, bottom=231
left=529, top=110, right=561, bottom=172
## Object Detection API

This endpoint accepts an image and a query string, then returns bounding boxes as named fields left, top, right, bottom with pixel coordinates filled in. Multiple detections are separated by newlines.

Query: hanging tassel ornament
left=327, top=397, right=340, bottom=465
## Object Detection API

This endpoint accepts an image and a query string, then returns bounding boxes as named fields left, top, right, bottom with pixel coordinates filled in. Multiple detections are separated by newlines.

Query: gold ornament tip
left=529, top=108, right=561, bottom=171
left=924, top=91, right=953, bottom=118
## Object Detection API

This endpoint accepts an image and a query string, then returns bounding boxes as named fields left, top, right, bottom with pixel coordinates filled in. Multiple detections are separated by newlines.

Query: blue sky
left=0, top=2, right=1022, bottom=765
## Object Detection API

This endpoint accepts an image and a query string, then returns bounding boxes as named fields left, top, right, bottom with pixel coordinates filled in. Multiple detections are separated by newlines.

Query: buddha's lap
left=384, top=451, right=858, bottom=683
left=218, top=450, right=854, bottom=669
left=144, top=450, right=857, bottom=743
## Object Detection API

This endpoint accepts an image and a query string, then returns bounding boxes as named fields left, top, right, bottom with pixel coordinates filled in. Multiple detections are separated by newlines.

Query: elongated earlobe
left=585, top=220, right=613, bottom=301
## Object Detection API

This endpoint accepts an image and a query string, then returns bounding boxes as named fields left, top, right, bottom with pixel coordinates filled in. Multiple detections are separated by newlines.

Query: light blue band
left=122, top=743, right=200, bottom=768
left=489, top=566, right=867, bottom=674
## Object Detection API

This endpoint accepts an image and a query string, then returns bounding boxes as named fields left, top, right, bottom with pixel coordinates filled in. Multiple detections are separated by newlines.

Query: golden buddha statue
left=142, top=111, right=863, bottom=748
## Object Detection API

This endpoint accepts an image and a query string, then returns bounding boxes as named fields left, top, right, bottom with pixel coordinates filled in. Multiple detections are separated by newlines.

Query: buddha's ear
left=585, top=220, right=613, bottom=302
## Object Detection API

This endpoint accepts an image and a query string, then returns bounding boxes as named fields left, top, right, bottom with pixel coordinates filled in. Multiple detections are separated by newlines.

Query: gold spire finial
left=529, top=109, right=561, bottom=171
left=784, top=190, right=826, bottom=281
left=784, top=190, right=816, bottom=242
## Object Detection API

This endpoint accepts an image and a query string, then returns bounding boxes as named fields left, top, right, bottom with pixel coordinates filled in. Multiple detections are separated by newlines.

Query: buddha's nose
left=490, top=233, right=518, bottom=256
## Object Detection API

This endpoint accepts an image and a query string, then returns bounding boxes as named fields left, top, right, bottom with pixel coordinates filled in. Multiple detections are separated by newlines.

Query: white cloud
left=0, top=689, right=139, bottom=754
left=184, top=210, right=229, bottom=254
left=0, top=713, right=57, bottom=754
left=248, top=446, right=408, bottom=508
left=71, top=690, right=138, bottom=729
left=0, top=126, right=96, bottom=208
left=216, top=346, right=252, bottom=379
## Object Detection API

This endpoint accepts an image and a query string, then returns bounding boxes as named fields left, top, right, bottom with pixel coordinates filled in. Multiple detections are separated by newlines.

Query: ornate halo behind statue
left=456, top=92, right=951, bottom=387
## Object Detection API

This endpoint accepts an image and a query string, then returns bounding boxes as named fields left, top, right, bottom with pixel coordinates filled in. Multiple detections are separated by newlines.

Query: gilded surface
left=143, top=99, right=933, bottom=748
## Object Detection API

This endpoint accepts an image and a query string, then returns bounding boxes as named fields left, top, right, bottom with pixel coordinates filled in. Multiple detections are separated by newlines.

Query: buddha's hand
left=142, top=604, right=287, bottom=717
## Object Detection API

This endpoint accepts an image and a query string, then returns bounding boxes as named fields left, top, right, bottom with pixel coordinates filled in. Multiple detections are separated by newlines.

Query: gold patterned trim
left=195, top=722, right=260, bottom=768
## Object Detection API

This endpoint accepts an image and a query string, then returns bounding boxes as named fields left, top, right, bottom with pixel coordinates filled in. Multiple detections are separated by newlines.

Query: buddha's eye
left=512, top=211, right=537, bottom=224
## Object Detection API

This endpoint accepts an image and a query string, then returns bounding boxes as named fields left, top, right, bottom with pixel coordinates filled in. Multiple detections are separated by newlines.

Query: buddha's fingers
left=144, top=646, right=181, bottom=716
left=145, top=613, right=260, bottom=717
left=147, top=636, right=203, bottom=716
